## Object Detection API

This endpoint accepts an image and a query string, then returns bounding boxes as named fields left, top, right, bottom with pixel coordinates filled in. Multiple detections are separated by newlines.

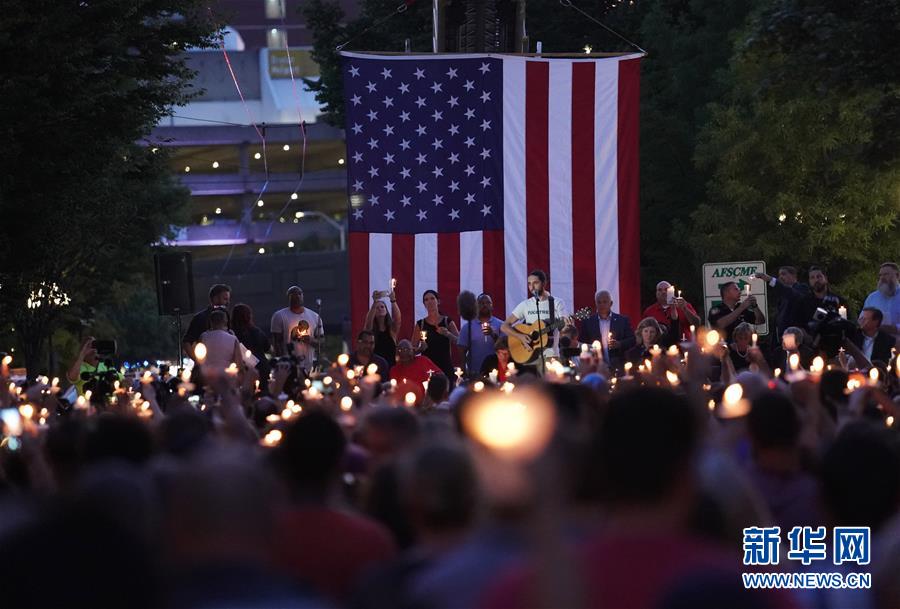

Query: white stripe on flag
left=594, top=59, right=620, bottom=305
left=414, top=233, right=438, bottom=321
left=503, top=57, right=528, bottom=312
left=548, top=60, right=574, bottom=310
left=369, top=233, right=392, bottom=303
left=460, top=231, right=484, bottom=297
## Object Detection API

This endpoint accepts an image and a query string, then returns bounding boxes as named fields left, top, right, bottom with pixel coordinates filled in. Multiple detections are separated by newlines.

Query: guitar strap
left=548, top=296, right=556, bottom=327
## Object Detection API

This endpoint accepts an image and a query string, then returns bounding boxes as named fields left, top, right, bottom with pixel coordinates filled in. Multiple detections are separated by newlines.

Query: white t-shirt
left=198, top=329, right=240, bottom=370
left=270, top=307, right=323, bottom=365
left=511, top=295, right=568, bottom=357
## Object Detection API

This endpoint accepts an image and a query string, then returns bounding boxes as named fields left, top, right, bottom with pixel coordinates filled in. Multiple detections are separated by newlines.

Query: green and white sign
left=702, top=261, right=769, bottom=336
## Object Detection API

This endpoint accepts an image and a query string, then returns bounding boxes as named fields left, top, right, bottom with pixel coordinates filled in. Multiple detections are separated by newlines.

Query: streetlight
left=295, top=210, right=346, bottom=250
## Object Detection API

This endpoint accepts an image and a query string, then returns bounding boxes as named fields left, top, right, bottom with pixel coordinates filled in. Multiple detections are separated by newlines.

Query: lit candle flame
left=811, top=356, right=825, bottom=373
left=346, top=370, right=356, bottom=380
left=366, top=363, right=378, bottom=376
left=281, top=408, right=292, bottom=420
left=340, top=396, right=353, bottom=411
left=194, top=342, right=207, bottom=363
left=667, top=345, right=679, bottom=356
left=225, top=363, right=239, bottom=376
left=462, top=388, right=556, bottom=460
left=19, top=404, right=34, bottom=419
left=323, top=376, right=333, bottom=385
left=789, top=353, right=800, bottom=371
left=665, top=370, right=679, bottom=385
left=886, top=416, right=894, bottom=428
left=337, top=353, right=350, bottom=367
left=752, top=333, right=758, bottom=348
left=721, top=383, right=749, bottom=418
left=473, top=381, right=485, bottom=392
left=404, top=392, right=417, bottom=406
left=1, top=355, right=11, bottom=366
left=705, top=330, right=720, bottom=347
left=869, top=368, right=879, bottom=385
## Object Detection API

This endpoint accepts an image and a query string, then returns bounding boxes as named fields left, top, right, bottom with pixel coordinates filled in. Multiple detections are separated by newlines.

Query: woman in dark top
left=364, top=289, right=401, bottom=369
left=412, top=290, right=459, bottom=383
left=625, top=317, right=664, bottom=366
left=231, top=303, right=271, bottom=388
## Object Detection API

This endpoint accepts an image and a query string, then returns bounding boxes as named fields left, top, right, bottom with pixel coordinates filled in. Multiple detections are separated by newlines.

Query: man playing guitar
left=501, top=269, right=570, bottom=373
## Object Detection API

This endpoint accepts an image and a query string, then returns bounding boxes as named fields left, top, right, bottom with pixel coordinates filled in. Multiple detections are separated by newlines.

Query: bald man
left=579, top=290, right=635, bottom=370
left=642, top=280, right=701, bottom=344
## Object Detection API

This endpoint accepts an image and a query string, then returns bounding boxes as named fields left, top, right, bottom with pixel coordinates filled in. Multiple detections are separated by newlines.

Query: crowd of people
left=0, top=261, right=899, bottom=608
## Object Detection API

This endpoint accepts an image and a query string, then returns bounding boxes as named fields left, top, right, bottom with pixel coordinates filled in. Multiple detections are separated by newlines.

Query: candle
left=752, top=333, right=758, bottom=348
left=281, top=407, right=292, bottom=420
left=666, top=285, right=675, bottom=304
left=667, top=345, right=679, bottom=356
left=744, top=283, right=751, bottom=297
left=366, top=363, right=378, bottom=376
left=481, top=321, right=490, bottom=335
left=721, top=383, right=750, bottom=418
left=506, top=362, right=515, bottom=375
left=666, top=370, right=679, bottom=385
left=340, top=396, right=353, bottom=411
left=789, top=353, right=800, bottom=371
left=705, top=329, right=720, bottom=348
left=473, top=381, right=485, bottom=392
left=650, top=344, right=662, bottom=357
left=838, top=306, right=847, bottom=320
left=337, top=353, right=349, bottom=367
left=868, top=368, right=879, bottom=386
left=580, top=343, right=589, bottom=354
left=391, top=277, right=397, bottom=289
left=193, top=342, right=207, bottom=363
left=225, top=363, right=239, bottom=376
left=420, top=330, right=428, bottom=341
left=624, top=362, right=633, bottom=375
left=677, top=289, right=682, bottom=298
left=455, top=367, right=464, bottom=382
left=591, top=340, right=602, bottom=354
left=489, top=369, right=499, bottom=384
left=811, top=356, right=825, bottom=373
left=404, top=392, right=417, bottom=406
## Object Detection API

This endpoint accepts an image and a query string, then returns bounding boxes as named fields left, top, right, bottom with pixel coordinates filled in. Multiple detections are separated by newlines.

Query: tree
left=0, top=0, right=219, bottom=375
left=691, top=0, right=900, bottom=309
left=634, top=0, right=759, bottom=303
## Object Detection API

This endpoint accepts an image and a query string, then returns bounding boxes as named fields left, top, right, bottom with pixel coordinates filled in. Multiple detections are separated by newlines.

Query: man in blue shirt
left=458, top=293, right=504, bottom=377
left=863, top=262, right=900, bottom=345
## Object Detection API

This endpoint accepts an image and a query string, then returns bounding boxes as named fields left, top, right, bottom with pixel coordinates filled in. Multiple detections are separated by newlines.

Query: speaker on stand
left=154, top=251, right=195, bottom=367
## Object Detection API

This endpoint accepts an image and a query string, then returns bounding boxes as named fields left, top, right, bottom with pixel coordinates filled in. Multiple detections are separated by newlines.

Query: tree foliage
left=0, top=0, right=220, bottom=374
left=691, top=0, right=900, bottom=308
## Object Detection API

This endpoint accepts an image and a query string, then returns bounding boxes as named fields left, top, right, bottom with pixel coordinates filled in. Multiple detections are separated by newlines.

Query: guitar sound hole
left=529, top=332, right=539, bottom=340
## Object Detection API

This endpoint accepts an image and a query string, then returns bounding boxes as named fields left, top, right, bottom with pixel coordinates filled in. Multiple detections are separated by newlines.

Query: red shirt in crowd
left=274, top=506, right=396, bottom=602
left=642, top=301, right=699, bottom=341
left=389, top=354, right=441, bottom=386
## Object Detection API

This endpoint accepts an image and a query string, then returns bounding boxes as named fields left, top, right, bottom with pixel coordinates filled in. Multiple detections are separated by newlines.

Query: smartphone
left=311, top=380, right=325, bottom=391
left=92, top=339, right=117, bottom=356
left=1, top=408, right=23, bottom=437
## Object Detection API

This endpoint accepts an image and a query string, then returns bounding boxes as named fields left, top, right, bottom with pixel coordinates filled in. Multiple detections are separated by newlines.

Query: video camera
left=807, top=307, right=855, bottom=357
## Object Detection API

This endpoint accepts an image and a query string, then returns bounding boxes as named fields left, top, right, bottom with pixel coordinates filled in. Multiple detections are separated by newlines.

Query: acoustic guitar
left=508, top=307, right=592, bottom=364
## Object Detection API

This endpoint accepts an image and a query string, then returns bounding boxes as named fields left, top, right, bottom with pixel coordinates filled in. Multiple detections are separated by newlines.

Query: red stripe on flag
left=572, top=62, right=597, bottom=310
left=617, top=58, right=641, bottom=322
left=437, top=232, right=461, bottom=326
left=349, top=232, right=370, bottom=344
left=482, top=230, right=506, bottom=319
left=392, top=233, right=415, bottom=340
left=525, top=61, right=550, bottom=280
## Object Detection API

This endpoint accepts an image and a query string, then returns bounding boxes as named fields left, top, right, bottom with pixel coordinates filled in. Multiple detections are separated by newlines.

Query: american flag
left=343, top=52, right=641, bottom=340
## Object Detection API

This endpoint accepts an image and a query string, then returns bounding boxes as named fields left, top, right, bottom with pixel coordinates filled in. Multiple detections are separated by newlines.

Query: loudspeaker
left=154, top=251, right=195, bottom=315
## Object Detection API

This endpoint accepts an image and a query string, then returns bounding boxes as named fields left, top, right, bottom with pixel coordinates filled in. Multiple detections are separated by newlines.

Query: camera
left=92, top=339, right=117, bottom=357
left=80, top=366, right=120, bottom=405
left=807, top=307, right=855, bottom=357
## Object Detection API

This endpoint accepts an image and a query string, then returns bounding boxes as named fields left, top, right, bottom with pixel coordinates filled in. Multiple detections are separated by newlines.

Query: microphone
left=457, top=290, right=477, bottom=322
left=532, top=288, right=541, bottom=299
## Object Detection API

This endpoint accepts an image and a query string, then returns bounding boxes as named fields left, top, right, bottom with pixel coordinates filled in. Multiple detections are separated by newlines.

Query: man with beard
left=796, top=266, right=847, bottom=331
left=863, top=262, right=900, bottom=341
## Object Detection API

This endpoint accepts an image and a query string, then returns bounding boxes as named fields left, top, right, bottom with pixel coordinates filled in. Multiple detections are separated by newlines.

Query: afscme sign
left=702, top=261, right=770, bottom=336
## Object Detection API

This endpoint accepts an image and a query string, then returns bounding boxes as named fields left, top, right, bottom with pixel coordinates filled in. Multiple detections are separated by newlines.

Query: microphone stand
left=533, top=290, right=547, bottom=375
left=315, top=297, right=323, bottom=370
